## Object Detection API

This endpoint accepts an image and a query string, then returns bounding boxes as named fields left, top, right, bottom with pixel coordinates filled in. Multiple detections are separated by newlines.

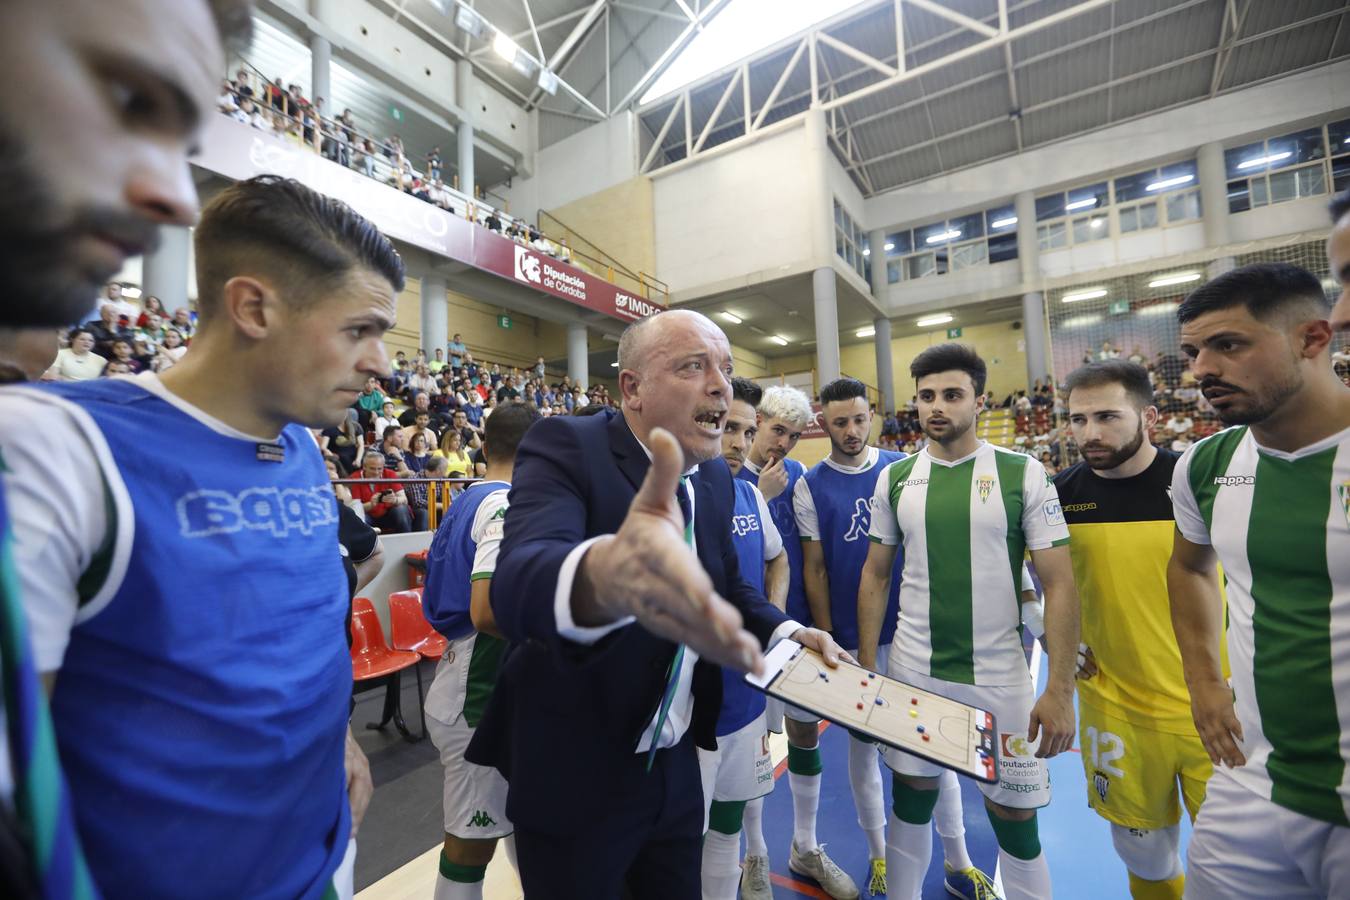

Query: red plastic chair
left=350, top=596, right=425, bottom=741
left=388, top=589, right=449, bottom=661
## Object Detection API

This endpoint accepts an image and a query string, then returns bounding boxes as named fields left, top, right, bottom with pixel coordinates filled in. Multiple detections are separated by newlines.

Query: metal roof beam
left=905, top=0, right=999, bottom=39
left=614, top=0, right=731, bottom=111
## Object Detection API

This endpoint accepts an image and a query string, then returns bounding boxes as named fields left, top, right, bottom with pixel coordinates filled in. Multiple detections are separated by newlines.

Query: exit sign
left=1109, top=299, right=1130, bottom=315
left=497, top=314, right=513, bottom=329
left=946, top=327, right=963, bottom=338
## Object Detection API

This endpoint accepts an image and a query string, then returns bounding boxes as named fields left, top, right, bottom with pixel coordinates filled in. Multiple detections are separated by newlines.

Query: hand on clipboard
left=747, top=640, right=1000, bottom=783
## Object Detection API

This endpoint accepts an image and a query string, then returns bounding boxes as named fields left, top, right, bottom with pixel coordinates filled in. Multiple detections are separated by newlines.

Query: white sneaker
left=740, top=854, right=772, bottom=900
left=788, top=841, right=860, bottom=900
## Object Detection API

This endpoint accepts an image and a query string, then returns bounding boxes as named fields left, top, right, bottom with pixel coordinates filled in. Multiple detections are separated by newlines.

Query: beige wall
left=546, top=176, right=657, bottom=290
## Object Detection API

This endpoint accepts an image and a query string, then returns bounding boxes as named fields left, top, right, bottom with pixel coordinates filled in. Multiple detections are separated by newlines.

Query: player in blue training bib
left=0, top=176, right=407, bottom=900
left=697, top=378, right=786, bottom=900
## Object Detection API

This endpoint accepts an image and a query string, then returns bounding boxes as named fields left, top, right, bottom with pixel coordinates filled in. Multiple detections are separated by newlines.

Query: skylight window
left=641, top=0, right=870, bottom=105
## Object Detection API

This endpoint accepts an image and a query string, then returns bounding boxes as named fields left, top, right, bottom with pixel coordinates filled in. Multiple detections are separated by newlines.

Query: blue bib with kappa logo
left=716, top=479, right=769, bottom=736
left=737, top=457, right=808, bottom=624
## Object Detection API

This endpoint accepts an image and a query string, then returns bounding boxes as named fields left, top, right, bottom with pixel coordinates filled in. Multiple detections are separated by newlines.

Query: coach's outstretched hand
left=575, top=427, right=766, bottom=674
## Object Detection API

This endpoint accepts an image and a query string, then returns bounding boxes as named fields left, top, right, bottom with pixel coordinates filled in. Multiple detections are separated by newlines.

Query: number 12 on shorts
left=1084, top=726, right=1125, bottom=777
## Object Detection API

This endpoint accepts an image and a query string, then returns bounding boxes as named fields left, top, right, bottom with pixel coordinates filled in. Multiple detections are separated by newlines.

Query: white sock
left=999, top=850, right=1052, bottom=900
left=701, top=828, right=743, bottom=900
left=885, top=812, right=931, bottom=900
left=847, top=735, right=886, bottom=860
left=434, top=873, right=483, bottom=900
left=789, top=768, right=821, bottom=852
left=743, top=797, right=768, bottom=858
left=933, top=769, right=972, bottom=871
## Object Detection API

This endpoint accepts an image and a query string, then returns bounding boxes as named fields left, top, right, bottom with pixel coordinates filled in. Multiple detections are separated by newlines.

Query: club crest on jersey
left=1093, top=770, right=1110, bottom=803
left=1339, top=481, right=1350, bottom=528
left=976, top=476, right=995, bottom=504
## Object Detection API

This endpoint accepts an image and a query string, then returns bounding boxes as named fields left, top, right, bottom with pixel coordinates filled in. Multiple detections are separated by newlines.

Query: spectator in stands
left=428, top=348, right=447, bottom=375
left=169, top=308, right=194, bottom=341
left=325, top=457, right=364, bottom=518
left=409, top=363, right=440, bottom=397
left=134, top=296, right=165, bottom=328
left=320, top=410, right=365, bottom=476
left=1171, top=428, right=1195, bottom=454
left=449, top=408, right=482, bottom=450
left=87, top=304, right=131, bottom=358
left=1166, top=409, right=1193, bottom=437
left=448, top=335, right=466, bottom=371
left=94, top=281, right=140, bottom=323
left=356, top=375, right=387, bottom=419
left=485, top=211, right=503, bottom=233
left=107, top=338, right=142, bottom=374
left=233, top=69, right=254, bottom=99
left=400, top=391, right=446, bottom=432
left=435, top=429, right=472, bottom=478
left=426, top=147, right=443, bottom=180
left=1098, top=340, right=1120, bottom=360
left=533, top=355, right=546, bottom=380
left=218, top=80, right=240, bottom=114
left=353, top=139, right=376, bottom=178
left=229, top=96, right=253, bottom=124
left=496, top=374, right=521, bottom=403
left=380, top=423, right=408, bottom=463
left=401, top=411, right=439, bottom=450
left=350, top=450, right=412, bottom=533
left=403, top=433, right=432, bottom=531
left=374, top=399, right=400, bottom=437
left=153, top=328, right=187, bottom=372
left=45, top=328, right=106, bottom=381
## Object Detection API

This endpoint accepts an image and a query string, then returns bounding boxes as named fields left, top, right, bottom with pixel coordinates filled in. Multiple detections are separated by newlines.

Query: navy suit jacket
left=466, top=408, right=789, bottom=833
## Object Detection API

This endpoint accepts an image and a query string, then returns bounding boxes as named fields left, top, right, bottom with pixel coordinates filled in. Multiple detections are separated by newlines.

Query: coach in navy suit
left=466, top=310, right=848, bottom=899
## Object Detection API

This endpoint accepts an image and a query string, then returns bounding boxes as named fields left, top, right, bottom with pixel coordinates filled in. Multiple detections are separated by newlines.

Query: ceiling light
left=856, top=327, right=875, bottom=338
left=1148, top=272, right=1202, bottom=288
left=454, top=6, right=488, bottom=38
left=1062, top=313, right=1104, bottom=328
left=1089, top=218, right=1105, bottom=229
left=720, top=311, right=742, bottom=324
left=926, top=229, right=961, bottom=244
left=492, top=31, right=520, bottom=62
left=121, top=286, right=142, bottom=299
left=1065, top=197, right=1098, bottom=212
left=1138, top=302, right=1179, bottom=317
left=884, top=242, right=894, bottom=251
left=610, top=361, right=619, bottom=367
left=1236, top=151, right=1292, bottom=170
left=1061, top=288, right=1107, bottom=303
left=770, top=335, right=789, bottom=346
left=916, top=314, right=953, bottom=327
left=1146, top=174, right=1194, bottom=192
left=862, top=248, right=870, bottom=257
left=990, top=216, right=1018, bottom=229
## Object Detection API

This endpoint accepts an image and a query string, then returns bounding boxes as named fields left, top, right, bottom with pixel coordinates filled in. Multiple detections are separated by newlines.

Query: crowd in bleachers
left=216, top=69, right=583, bottom=268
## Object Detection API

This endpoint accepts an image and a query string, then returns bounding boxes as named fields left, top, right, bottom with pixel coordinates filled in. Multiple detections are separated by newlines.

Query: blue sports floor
left=754, top=647, right=1193, bottom=898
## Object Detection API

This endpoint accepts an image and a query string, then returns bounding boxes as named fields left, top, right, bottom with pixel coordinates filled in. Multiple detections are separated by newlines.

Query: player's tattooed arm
left=856, top=541, right=898, bottom=671
left=1167, top=530, right=1245, bottom=768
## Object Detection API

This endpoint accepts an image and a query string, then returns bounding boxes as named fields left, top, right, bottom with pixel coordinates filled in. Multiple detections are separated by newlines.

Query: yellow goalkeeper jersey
left=1054, top=448, right=1226, bottom=734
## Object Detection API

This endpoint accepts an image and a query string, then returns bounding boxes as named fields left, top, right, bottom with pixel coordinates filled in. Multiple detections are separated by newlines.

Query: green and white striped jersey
left=868, top=442, right=1069, bottom=687
left=1172, top=424, right=1350, bottom=826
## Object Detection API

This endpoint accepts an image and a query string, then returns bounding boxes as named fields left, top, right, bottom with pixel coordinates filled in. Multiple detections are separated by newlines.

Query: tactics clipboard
left=746, top=641, right=1000, bottom=783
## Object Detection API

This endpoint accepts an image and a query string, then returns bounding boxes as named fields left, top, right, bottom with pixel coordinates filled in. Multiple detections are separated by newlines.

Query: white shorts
left=1184, top=768, right=1350, bottom=899
left=881, top=661, right=1049, bottom=810
left=765, top=697, right=786, bottom=734
left=783, top=645, right=889, bottom=726
left=425, top=637, right=512, bottom=840
left=699, top=712, right=774, bottom=811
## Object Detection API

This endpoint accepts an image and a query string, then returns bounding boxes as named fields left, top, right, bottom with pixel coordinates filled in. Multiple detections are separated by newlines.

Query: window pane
left=1268, top=127, right=1325, bottom=169
left=1227, top=179, right=1251, bottom=213
left=950, top=241, right=988, bottom=270
left=1065, top=181, right=1109, bottom=216
left=1296, top=165, right=1327, bottom=197
left=1072, top=214, right=1108, bottom=243
left=1035, top=193, right=1064, bottom=221
left=988, top=230, right=1018, bottom=263
left=834, top=202, right=844, bottom=228
left=1331, top=119, right=1350, bottom=155
left=1038, top=221, right=1067, bottom=250
left=1251, top=176, right=1269, bottom=207
left=886, top=230, right=912, bottom=256
left=1140, top=201, right=1160, bottom=229
left=905, top=254, right=937, bottom=279
left=1159, top=159, right=1198, bottom=185
left=835, top=232, right=846, bottom=258
left=1119, top=205, right=1139, bottom=233
left=949, top=211, right=984, bottom=242
left=1165, top=190, right=1200, bottom=223
left=1226, top=141, right=1264, bottom=179
left=914, top=220, right=953, bottom=246
left=986, top=203, right=1017, bottom=232
left=887, top=261, right=901, bottom=284
left=1334, top=157, right=1350, bottom=193
left=845, top=243, right=856, bottom=267
left=1114, top=169, right=1156, bottom=204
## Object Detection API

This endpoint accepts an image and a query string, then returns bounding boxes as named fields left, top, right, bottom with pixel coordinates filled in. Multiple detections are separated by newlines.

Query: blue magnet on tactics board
left=916, top=725, right=925, bottom=733
left=874, top=698, right=883, bottom=705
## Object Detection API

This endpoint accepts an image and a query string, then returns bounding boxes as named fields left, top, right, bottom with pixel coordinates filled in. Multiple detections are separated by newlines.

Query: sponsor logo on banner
left=513, top=245, right=542, bottom=284
left=614, top=292, right=660, bottom=320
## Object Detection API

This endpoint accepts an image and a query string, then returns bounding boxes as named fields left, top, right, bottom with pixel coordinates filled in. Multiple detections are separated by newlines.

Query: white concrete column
left=567, top=322, right=588, bottom=391
left=812, top=267, right=841, bottom=387
left=873, top=316, right=895, bottom=414
left=456, top=59, right=476, bottom=198
left=803, top=109, right=834, bottom=268
left=1014, top=190, right=1049, bottom=388
left=310, top=34, right=331, bottom=112
left=1198, top=141, right=1230, bottom=248
left=867, top=227, right=887, bottom=296
left=142, top=225, right=191, bottom=316
left=419, top=274, right=448, bottom=357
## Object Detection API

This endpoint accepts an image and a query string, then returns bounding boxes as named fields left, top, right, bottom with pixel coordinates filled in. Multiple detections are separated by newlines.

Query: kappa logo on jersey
left=976, top=476, right=996, bottom=504
left=1093, top=769, right=1111, bottom=803
left=1213, top=474, right=1255, bottom=486
left=731, top=513, right=761, bottom=537
left=177, top=486, right=337, bottom=538
left=844, top=497, right=872, bottom=542
left=513, top=245, right=542, bottom=285
left=466, top=810, right=497, bottom=828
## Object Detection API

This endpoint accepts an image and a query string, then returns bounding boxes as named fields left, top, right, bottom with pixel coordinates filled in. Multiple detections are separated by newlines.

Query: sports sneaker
left=867, top=857, right=887, bottom=897
left=740, top=854, right=772, bottom=900
left=788, top=841, right=860, bottom=900
left=944, top=862, right=1002, bottom=900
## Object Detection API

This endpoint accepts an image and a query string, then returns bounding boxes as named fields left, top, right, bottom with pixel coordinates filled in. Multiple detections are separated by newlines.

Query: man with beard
left=0, top=2, right=251, bottom=896
left=857, top=344, right=1079, bottom=900
left=793, top=377, right=989, bottom=900
left=1168, top=262, right=1350, bottom=899
left=1054, top=359, right=1224, bottom=900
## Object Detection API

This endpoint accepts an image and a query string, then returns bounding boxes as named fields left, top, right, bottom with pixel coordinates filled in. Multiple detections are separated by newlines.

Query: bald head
left=617, top=310, right=723, bottom=376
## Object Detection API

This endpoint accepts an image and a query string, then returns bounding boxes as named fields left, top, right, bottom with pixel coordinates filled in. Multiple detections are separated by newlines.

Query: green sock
left=787, top=742, right=822, bottom=776
left=708, top=799, right=747, bottom=835
left=986, top=810, right=1041, bottom=860
left=891, top=777, right=940, bottom=825
left=439, top=849, right=487, bottom=884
